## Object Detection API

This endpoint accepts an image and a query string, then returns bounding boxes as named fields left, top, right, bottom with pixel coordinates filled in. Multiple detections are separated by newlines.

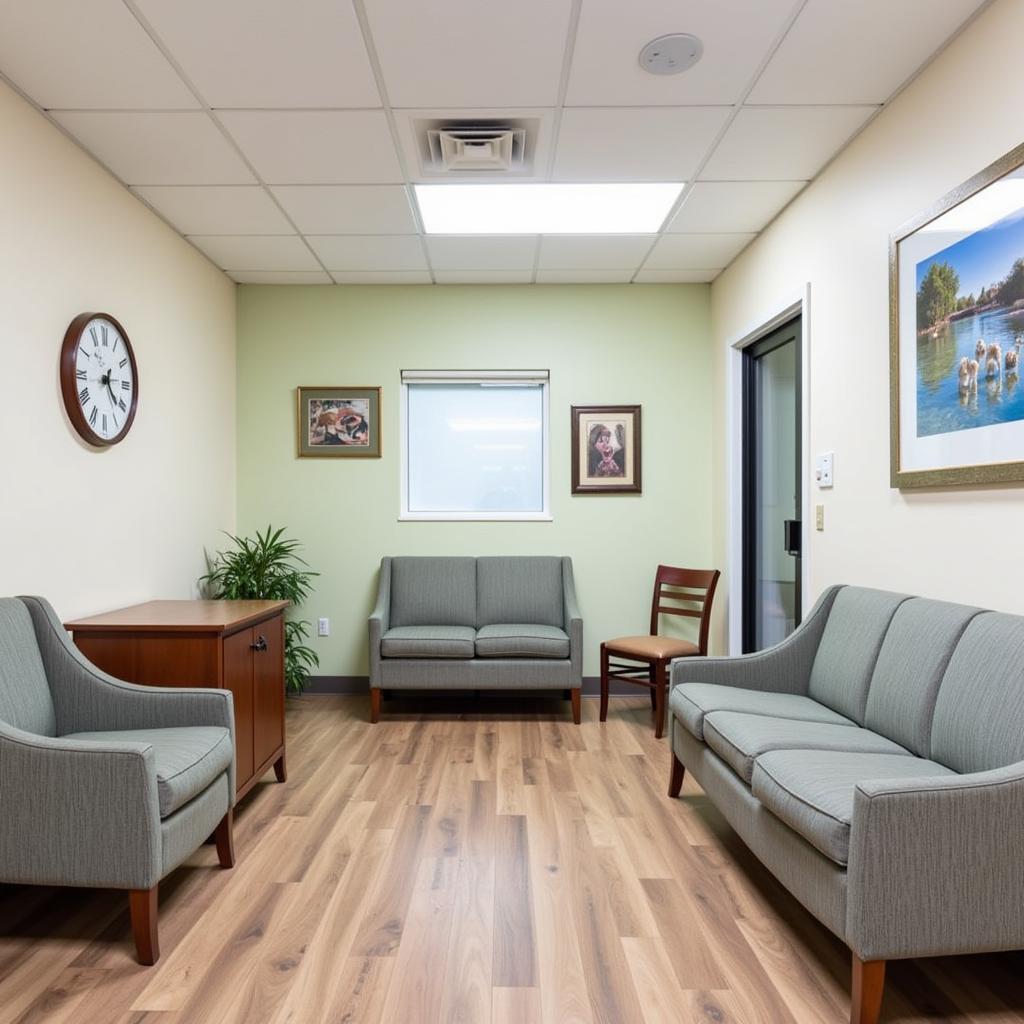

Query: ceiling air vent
left=412, top=117, right=541, bottom=177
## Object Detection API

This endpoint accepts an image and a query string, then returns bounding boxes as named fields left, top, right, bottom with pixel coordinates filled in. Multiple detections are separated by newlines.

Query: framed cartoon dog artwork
left=570, top=404, right=641, bottom=494
left=297, top=386, right=381, bottom=458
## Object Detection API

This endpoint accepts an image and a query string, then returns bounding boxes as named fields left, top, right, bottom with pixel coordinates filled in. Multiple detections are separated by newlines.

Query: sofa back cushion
left=389, top=557, right=477, bottom=628
left=476, top=556, right=564, bottom=628
left=807, top=587, right=909, bottom=724
left=863, top=598, right=981, bottom=756
left=0, top=599, right=56, bottom=736
left=931, top=612, right=1024, bottom=773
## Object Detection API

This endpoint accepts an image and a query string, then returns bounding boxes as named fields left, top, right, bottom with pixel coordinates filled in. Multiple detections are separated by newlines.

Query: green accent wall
left=237, top=283, right=713, bottom=678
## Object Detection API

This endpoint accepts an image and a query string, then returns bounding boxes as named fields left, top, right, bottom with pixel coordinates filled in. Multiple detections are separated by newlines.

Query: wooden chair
left=600, top=565, right=720, bottom=738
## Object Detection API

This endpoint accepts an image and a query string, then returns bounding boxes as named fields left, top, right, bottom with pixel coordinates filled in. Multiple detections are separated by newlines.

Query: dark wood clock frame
left=60, top=311, right=139, bottom=447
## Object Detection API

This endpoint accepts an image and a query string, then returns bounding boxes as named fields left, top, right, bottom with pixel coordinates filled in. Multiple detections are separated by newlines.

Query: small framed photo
left=571, top=405, right=641, bottom=494
left=297, top=386, right=381, bottom=458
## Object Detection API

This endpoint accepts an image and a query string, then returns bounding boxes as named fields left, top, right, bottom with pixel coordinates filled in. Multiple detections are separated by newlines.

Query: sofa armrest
left=561, top=558, right=583, bottom=683
left=0, top=721, right=162, bottom=890
left=368, top=558, right=392, bottom=690
left=669, top=584, right=843, bottom=695
left=846, top=761, right=1024, bottom=960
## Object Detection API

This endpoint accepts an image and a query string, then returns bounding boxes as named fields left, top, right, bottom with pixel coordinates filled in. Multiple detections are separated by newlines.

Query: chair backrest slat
left=648, top=565, right=721, bottom=654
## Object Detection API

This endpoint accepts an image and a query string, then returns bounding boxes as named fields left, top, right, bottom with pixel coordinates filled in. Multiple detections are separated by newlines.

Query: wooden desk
left=65, top=599, right=289, bottom=800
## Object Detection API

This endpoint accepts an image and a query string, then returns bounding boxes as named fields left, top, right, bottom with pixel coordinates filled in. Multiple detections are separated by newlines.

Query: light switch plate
left=815, top=505, right=824, bottom=531
left=815, top=451, right=834, bottom=488
left=317, top=617, right=330, bottom=637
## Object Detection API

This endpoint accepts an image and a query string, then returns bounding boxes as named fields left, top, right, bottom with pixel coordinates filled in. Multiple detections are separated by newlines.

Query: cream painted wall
left=236, top=283, right=713, bottom=677
left=711, top=0, right=1024, bottom=629
left=0, top=81, right=237, bottom=619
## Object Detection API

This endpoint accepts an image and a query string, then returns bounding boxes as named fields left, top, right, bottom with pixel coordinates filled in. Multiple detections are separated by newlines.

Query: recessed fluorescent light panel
left=414, top=182, right=683, bottom=234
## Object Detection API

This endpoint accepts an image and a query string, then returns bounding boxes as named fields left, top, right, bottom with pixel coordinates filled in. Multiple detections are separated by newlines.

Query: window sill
left=398, top=512, right=553, bottom=523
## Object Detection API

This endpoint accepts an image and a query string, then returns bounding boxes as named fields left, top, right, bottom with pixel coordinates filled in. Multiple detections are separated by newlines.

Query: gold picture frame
left=297, top=386, right=382, bottom=458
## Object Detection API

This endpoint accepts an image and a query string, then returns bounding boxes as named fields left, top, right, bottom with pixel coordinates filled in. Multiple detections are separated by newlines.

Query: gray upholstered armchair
left=0, top=597, right=237, bottom=964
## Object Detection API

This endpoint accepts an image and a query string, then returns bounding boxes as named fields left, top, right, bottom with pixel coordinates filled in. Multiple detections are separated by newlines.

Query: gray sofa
left=0, top=597, right=237, bottom=965
left=668, top=584, right=1024, bottom=1024
left=368, top=556, right=583, bottom=722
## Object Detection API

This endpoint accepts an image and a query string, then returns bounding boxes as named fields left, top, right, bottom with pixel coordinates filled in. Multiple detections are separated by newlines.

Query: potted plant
left=200, top=526, right=320, bottom=694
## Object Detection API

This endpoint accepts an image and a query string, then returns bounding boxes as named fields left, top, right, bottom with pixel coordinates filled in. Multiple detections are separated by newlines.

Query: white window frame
left=399, top=369, right=552, bottom=522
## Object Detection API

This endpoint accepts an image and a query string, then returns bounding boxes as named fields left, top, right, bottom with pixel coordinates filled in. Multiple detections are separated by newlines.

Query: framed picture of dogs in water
left=570, top=405, right=641, bottom=494
left=297, top=386, right=382, bottom=458
left=891, top=140, right=1024, bottom=487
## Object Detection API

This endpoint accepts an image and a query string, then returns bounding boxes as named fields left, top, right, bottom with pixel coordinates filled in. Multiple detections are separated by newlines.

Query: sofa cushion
left=381, top=626, right=476, bottom=659
left=0, top=599, right=57, bottom=737
left=704, top=712, right=910, bottom=784
left=62, top=726, right=233, bottom=818
left=931, top=612, right=1024, bottom=773
left=390, top=557, right=477, bottom=628
left=606, top=635, right=698, bottom=659
left=807, top=587, right=910, bottom=724
left=476, top=557, right=564, bottom=628
left=671, top=682, right=853, bottom=742
left=752, top=750, right=956, bottom=865
left=863, top=598, right=981, bottom=757
left=475, top=624, right=569, bottom=659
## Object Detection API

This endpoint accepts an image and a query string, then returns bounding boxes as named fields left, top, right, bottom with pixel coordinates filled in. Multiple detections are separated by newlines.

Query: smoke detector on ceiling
left=639, top=33, right=703, bottom=75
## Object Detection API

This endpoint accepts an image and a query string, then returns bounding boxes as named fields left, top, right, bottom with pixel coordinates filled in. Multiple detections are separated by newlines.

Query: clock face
left=61, top=313, right=138, bottom=446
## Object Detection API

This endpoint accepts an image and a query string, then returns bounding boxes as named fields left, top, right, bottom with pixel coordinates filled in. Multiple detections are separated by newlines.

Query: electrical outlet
left=317, top=617, right=330, bottom=637
left=815, top=451, right=834, bottom=488
left=815, top=505, right=824, bottom=531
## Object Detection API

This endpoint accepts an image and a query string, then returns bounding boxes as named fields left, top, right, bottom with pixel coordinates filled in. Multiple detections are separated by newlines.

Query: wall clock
left=60, top=312, right=138, bottom=447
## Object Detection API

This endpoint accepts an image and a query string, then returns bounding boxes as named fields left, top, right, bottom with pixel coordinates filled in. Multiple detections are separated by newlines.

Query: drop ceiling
left=0, top=0, right=989, bottom=284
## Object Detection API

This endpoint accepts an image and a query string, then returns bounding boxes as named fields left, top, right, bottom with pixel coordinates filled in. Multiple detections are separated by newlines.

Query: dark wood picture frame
left=571, top=404, right=642, bottom=494
left=297, top=386, right=382, bottom=458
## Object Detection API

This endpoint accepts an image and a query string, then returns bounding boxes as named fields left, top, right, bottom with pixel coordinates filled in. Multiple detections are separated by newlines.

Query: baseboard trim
left=302, top=674, right=641, bottom=697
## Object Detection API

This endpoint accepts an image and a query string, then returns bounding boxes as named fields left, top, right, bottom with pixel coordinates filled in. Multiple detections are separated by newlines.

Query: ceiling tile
left=538, top=235, right=654, bottom=270
left=536, top=270, right=635, bottom=283
left=187, top=235, right=319, bottom=272
left=133, top=0, right=380, bottom=108
left=749, top=0, right=986, bottom=104
left=634, top=268, right=719, bottom=282
left=567, top=0, right=796, bottom=106
left=218, top=110, right=402, bottom=185
left=132, top=186, right=293, bottom=234
left=553, top=107, right=728, bottom=181
left=0, top=0, right=197, bottom=109
left=50, top=112, right=255, bottom=184
left=644, top=233, right=754, bottom=270
left=667, top=180, right=804, bottom=233
left=700, top=106, right=877, bottom=181
left=433, top=271, right=533, bottom=284
left=307, top=235, right=427, bottom=271
left=363, top=0, right=573, bottom=107
left=270, top=186, right=416, bottom=234
left=331, top=271, right=433, bottom=284
left=426, top=236, right=537, bottom=271
left=230, top=271, right=333, bottom=284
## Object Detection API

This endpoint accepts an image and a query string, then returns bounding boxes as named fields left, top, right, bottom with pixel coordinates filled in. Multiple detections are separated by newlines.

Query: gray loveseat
left=368, top=556, right=582, bottom=722
left=668, top=584, right=1024, bottom=1024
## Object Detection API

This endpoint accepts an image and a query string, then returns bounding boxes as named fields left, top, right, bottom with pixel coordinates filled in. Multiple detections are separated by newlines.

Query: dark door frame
left=741, top=316, right=802, bottom=654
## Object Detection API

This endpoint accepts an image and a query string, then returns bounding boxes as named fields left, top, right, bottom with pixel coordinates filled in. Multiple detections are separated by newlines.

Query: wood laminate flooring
left=0, top=695, right=1022, bottom=1024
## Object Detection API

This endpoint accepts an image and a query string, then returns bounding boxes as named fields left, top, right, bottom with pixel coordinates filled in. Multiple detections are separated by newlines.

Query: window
left=400, top=370, right=550, bottom=521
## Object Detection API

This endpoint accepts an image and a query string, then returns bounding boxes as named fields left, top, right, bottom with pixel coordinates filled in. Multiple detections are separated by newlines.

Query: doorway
left=742, top=316, right=802, bottom=653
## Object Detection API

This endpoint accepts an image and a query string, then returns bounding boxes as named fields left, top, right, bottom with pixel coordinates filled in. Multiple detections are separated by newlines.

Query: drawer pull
left=251, top=635, right=268, bottom=652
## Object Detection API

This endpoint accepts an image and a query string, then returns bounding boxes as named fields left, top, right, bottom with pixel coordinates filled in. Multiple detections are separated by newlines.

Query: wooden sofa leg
left=571, top=687, right=582, bottom=725
left=214, top=809, right=236, bottom=869
left=851, top=954, right=885, bottom=1024
left=668, top=752, right=686, bottom=797
left=129, top=886, right=160, bottom=966
left=370, top=687, right=381, bottom=724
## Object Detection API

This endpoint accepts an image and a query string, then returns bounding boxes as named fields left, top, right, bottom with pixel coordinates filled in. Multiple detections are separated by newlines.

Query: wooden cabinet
left=65, top=600, right=289, bottom=800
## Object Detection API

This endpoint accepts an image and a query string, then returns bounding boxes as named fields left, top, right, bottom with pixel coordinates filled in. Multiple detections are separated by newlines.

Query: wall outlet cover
left=815, top=451, right=834, bottom=488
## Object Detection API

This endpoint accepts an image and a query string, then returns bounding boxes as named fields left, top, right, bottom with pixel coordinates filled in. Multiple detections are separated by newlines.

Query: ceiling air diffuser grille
left=413, top=117, right=541, bottom=177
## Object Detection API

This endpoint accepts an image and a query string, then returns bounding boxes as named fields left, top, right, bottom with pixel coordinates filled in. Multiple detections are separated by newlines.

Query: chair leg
left=599, top=644, right=610, bottom=721
left=370, top=687, right=381, bottom=724
left=653, top=660, right=667, bottom=739
left=648, top=665, right=657, bottom=710
left=214, top=809, right=236, bottom=869
left=129, top=886, right=160, bottom=966
left=669, top=752, right=686, bottom=797
left=571, top=687, right=581, bottom=725
left=850, top=954, right=886, bottom=1024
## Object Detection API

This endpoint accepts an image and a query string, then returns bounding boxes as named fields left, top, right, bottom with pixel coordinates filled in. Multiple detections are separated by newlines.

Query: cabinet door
left=223, top=627, right=255, bottom=787
left=253, top=613, right=285, bottom=769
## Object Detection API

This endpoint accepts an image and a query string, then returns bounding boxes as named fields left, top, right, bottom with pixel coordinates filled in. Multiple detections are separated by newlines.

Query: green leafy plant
left=200, top=526, right=320, bottom=694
